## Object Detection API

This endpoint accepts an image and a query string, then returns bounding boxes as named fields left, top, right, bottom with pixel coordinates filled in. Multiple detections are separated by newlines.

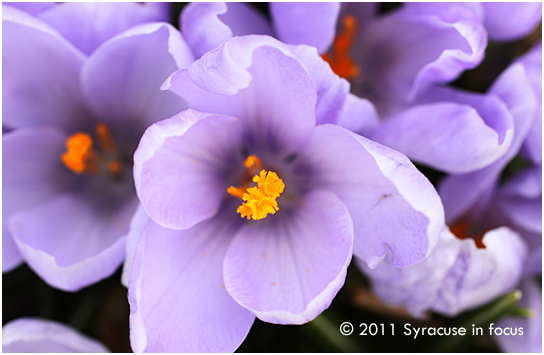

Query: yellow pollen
left=237, top=187, right=279, bottom=220
left=227, top=156, right=285, bottom=221
left=253, top=170, right=285, bottom=198
left=61, top=133, right=97, bottom=174
left=321, top=15, right=360, bottom=80
left=60, top=123, right=123, bottom=177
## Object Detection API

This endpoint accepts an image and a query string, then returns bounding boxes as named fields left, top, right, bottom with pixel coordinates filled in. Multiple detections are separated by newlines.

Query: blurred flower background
left=2, top=2, right=542, bottom=353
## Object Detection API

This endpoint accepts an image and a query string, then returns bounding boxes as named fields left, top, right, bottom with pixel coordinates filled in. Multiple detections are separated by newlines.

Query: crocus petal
left=499, top=167, right=542, bottom=234
left=358, top=228, right=460, bottom=318
left=336, top=93, right=380, bottom=136
left=370, top=92, right=514, bottom=173
left=181, top=2, right=272, bottom=59
left=439, top=63, right=538, bottom=223
left=2, top=127, right=74, bottom=272
left=39, top=2, right=169, bottom=55
left=81, top=22, right=193, bottom=137
left=288, top=43, right=379, bottom=134
left=9, top=192, right=137, bottom=291
left=2, top=318, right=109, bottom=353
left=354, top=2, right=486, bottom=114
left=164, top=35, right=317, bottom=155
left=402, top=3, right=487, bottom=99
left=483, top=3, right=542, bottom=42
left=432, top=227, right=527, bottom=316
left=133, top=110, right=243, bottom=230
left=223, top=189, right=353, bottom=324
left=4, top=2, right=55, bottom=15
left=180, top=2, right=231, bottom=59
left=128, top=209, right=254, bottom=352
left=2, top=5, right=91, bottom=132
left=361, top=227, right=528, bottom=317
left=270, top=2, right=340, bottom=54
left=121, top=204, right=148, bottom=288
left=525, top=246, right=542, bottom=276
left=217, top=3, right=272, bottom=38
left=290, top=44, right=349, bottom=125
left=296, top=124, right=444, bottom=268
left=517, top=42, right=542, bottom=165
left=496, top=278, right=542, bottom=353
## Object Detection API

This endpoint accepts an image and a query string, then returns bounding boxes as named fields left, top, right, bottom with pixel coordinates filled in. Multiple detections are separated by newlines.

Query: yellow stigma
left=227, top=156, right=285, bottom=220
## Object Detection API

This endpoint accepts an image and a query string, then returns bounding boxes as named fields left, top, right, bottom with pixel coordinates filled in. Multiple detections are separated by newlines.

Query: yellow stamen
left=227, top=156, right=285, bottom=220
left=237, top=187, right=279, bottom=220
left=253, top=170, right=285, bottom=198
left=227, top=186, right=245, bottom=199
left=61, top=133, right=98, bottom=174
left=244, top=154, right=263, bottom=171
left=61, top=123, right=123, bottom=177
left=321, top=15, right=360, bottom=80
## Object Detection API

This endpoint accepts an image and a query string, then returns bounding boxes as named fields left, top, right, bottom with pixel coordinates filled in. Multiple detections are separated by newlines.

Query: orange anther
left=61, top=123, right=121, bottom=177
left=61, top=133, right=97, bottom=174
left=227, top=186, right=245, bottom=199
left=227, top=156, right=285, bottom=220
left=244, top=155, right=263, bottom=171
left=95, top=122, right=116, bottom=153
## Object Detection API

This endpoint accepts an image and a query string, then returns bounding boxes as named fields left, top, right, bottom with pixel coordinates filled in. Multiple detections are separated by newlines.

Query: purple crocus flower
left=2, top=5, right=194, bottom=290
left=182, top=2, right=488, bottom=115
left=368, top=43, right=539, bottom=177
left=359, top=225, right=527, bottom=317
left=128, top=35, right=444, bottom=352
left=2, top=318, right=109, bottom=353
left=368, top=79, right=516, bottom=174
left=293, top=2, right=487, bottom=117
left=180, top=2, right=513, bottom=176
left=5, top=2, right=169, bottom=56
left=439, top=52, right=539, bottom=225
left=180, top=2, right=380, bottom=131
left=359, top=52, right=540, bottom=319
left=366, top=22, right=541, bottom=176
left=180, top=2, right=341, bottom=58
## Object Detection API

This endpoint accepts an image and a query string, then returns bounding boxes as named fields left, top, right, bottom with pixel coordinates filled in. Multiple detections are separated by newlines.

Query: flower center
left=61, top=123, right=123, bottom=177
left=227, top=155, right=285, bottom=221
left=321, top=15, right=360, bottom=80
left=449, top=219, right=486, bottom=249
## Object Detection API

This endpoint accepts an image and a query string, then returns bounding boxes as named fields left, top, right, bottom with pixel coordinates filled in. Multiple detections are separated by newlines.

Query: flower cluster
left=3, top=2, right=541, bottom=353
